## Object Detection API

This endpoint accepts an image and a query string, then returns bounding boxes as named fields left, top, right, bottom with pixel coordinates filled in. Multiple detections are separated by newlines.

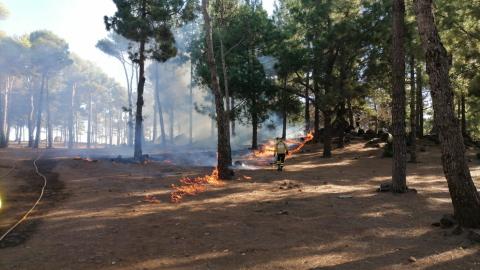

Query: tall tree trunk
left=1, top=76, right=13, bottom=147
left=202, top=0, right=232, bottom=179
left=231, top=97, right=236, bottom=137
left=87, top=91, right=92, bottom=148
left=94, top=105, right=98, bottom=146
left=116, top=114, right=121, bottom=146
left=128, top=63, right=135, bottom=147
left=409, top=54, right=417, bottom=162
left=18, top=124, right=23, bottom=144
left=63, top=124, right=67, bottom=147
left=313, top=67, right=321, bottom=143
left=109, top=112, right=113, bottom=146
left=104, top=112, right=108, bottom=145
left=46, top=78, right=53, bottom=148
left=75, top=118, right=79, bottom=144
left=461, top=93, right=466, bottom=137
left=391, top=0, right=408, bottom=193
left=314, top=99, right=320, bottom=143
left=5, top=120, right=10, bottom=146
left=219, top=37, right=231, bottom=137
left=133, top=1, right=147, bottom=160
left=416, top=65, right=424, bottom=137
left=153, top=64, right=167, bottom=146
left=323, top=111, right=332, bottom=157
left=120, top=59, right=133, bottom=147
left=321, top=48, right=338, bottom=154
left=348, top=97, right=354, bottom=128
left=457, top=96, right=461, bottom=124
left=34, top=75, right=46, bottom=149
left=68, top=83, right=76, bottom=149
left=337, top=103, right=346, bottom=148
left=373, top=102, right=379, bottom=133
left=414, top=0, right=480, bottom=227
left=169, top=106, right=174, bottom=144
left=305, top=72, right=310, bottom=134
left=28, top=91, right=35, bottom=147
left=189, top=58, right=194, bottom=144
left=0, top=80, right=5, bottom=147
left=14, top=125, right=19, bottom=143
left=282, top=77, right=287, bottom=140
left=252, top=111, right=258, bottom=150
left=153, top=98, right=157, bottom=143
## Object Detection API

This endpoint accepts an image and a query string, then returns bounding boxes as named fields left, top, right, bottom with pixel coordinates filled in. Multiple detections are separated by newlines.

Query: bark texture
left=409, top=55, right=417, bottom=162
left=134, top=38, right=146, bottom=160
left=414, top=0, right=480, bottom=227
left=391, top=0, right=408, bottom=193
left=202, top=0, right=233, bottom=179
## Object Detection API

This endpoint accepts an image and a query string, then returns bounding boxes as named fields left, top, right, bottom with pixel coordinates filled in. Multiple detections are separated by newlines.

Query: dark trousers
left=276, top=154, right=286, bottom=165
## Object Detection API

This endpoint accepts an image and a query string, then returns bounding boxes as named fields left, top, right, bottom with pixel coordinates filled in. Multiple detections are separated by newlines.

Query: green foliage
left=105, top=0, right=196, bottom=63
left=29, top=31, right=73, bottom=76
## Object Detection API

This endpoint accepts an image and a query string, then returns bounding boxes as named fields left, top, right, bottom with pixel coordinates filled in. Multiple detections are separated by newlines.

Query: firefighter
left=274, top=137, right=289, bottom=171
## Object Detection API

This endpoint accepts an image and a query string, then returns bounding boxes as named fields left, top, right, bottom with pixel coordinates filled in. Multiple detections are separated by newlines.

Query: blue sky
left=0, top=0, right=275, bottom=85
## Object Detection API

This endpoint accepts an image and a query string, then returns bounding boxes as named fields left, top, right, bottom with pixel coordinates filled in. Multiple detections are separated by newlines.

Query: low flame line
left=170, top=132, right=314, bottom=203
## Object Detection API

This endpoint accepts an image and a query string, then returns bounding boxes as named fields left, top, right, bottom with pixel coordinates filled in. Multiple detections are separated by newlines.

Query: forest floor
left=1, top=139, right=480, bottom=270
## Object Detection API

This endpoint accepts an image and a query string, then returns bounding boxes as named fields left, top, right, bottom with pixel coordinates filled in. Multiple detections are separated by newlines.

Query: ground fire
left=170, top=168, right=224, bottom=203
left=170, top=133, right=314, bottom=203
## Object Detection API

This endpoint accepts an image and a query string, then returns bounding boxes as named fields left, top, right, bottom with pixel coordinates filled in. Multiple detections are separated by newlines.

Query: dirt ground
left=1, top=140, right=480, bottom=270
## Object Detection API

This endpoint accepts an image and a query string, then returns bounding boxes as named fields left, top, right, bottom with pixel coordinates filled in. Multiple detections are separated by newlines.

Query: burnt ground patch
left=0, top=159, right=67, bottom=249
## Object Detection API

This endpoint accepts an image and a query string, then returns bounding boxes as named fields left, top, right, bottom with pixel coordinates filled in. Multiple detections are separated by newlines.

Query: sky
left=0, top=0, right=276, bottom=86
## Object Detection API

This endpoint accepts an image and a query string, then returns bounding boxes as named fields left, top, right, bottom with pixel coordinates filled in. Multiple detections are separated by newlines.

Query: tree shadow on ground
left=1, top=142, right=479, bottom=270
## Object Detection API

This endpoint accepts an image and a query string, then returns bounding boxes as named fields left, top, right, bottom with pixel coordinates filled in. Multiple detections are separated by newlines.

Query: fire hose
left=0, top=151, right=46, bottom=243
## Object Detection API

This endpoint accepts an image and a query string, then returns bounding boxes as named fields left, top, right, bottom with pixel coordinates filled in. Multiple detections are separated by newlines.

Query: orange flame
left=288, top=132, right=314, bottom=156
left=251, top=132, right=314, bottom=159
left=170, top=168, right=224, bottom=203
left=170, top=132, right=314, bottom=203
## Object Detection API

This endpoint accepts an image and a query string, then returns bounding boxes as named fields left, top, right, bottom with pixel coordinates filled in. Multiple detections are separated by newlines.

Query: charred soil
left=0, top=142, right=480, bottom=269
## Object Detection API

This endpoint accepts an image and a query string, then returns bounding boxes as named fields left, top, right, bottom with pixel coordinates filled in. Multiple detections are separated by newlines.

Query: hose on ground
left=0, top=151, right=46, bottom=243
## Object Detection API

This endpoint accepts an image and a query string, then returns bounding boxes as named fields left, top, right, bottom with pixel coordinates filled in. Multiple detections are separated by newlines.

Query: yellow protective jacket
left=274, top=141, right=288, bottom=155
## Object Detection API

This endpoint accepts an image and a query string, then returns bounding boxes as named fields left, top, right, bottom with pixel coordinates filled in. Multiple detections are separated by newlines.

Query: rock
left=377, top=182, right=391, bottom=192
left=276, top=210, right=289, bottom=215
left=408, top=256, right=417, bottom=263
left=365, top=138, right=382, bottom=148
left=452, top=225, right=464, bottom=235
left=408, top=188, right=418, bottom=194
left=440, top=214, right=457, bottom=228
left=467, top=229, right=480, bottom=243
left=431, top=222, right=441, bottom=227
